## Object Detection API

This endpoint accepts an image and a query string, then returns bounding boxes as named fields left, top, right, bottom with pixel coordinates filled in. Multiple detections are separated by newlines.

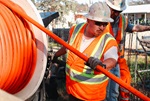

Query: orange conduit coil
left=0, top=0, right=150, bottom=101
left=0, top=2, right=37, bottom=94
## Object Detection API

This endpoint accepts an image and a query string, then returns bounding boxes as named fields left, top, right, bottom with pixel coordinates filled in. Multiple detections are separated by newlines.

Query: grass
left=125, top=51, right=150, bottom=100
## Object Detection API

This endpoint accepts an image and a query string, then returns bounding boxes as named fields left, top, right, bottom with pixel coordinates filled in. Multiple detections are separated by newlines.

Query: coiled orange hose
left=0, top=0, right=150, bottom=101
left=0, top=2, right=37, bottom=94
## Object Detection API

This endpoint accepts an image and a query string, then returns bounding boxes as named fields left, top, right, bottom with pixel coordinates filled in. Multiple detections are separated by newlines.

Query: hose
left=0, top=2, right=37, bottom=94
left=0, top=0, right=150, bottom=100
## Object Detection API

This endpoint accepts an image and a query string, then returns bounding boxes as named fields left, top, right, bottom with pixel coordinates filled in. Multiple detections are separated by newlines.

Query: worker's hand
left=86, top=57, right=105, bottom=70
left=52, top=55, right=58, bottom=63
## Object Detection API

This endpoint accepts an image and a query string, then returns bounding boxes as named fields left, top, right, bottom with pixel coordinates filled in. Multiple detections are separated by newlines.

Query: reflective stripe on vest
left=120, top=97, right=129, bottom=100
left=66, top=64, right=108, bottom=84
left=83, top=34, right=114, bottom=74
left=69, top=23, right=85, bottom=45
left=66, top=23, right=85, bottom=59
left=120, top=87, right=129, bottom=93
left=118, top=14, right=127, bottom=58
left=120, top=87, right=130, bottom=100
left=66, top=23, right=115, bottom=84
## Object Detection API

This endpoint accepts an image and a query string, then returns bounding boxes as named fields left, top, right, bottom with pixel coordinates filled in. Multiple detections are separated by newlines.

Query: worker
left=52, top=1, right=119, bottom=101
left=105, top=0, right=150, bottom=101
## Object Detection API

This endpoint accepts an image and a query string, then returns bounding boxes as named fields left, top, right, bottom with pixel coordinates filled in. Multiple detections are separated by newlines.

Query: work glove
left=52, top=55, right=58, bottom=63
left=86, top=57, right=106, bottom=70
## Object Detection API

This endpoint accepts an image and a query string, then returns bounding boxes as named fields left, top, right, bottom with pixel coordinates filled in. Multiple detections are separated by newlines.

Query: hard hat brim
left=84, top=14, right=114, bottom=22
left=106, top=0, right=126, bottom=11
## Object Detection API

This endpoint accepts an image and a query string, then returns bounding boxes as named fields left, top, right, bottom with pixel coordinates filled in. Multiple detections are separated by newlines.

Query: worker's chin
left=95, top=31, right=103, bottom=37
left=111, top=16, right=117, bottom=21
left=94, top=33, right=101, bottom=37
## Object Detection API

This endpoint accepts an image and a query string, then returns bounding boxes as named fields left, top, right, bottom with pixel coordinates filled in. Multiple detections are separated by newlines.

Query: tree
left=32, top=0, right=88, bottom=27
left=34, top=0, right=78, bottom=14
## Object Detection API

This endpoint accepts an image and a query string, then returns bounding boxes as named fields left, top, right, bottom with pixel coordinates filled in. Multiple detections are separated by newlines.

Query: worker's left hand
left=86, top=57, right=104, bottom=70
left=52, top=55, right=58, bottom=63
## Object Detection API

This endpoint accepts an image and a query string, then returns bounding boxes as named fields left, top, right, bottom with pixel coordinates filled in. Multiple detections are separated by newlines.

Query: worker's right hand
left=86, top=57, right=105, bottom=70
left=52, top=56, right=58, bottom=63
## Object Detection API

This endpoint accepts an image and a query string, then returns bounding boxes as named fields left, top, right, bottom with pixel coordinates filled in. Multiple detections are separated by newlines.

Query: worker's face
left=110, top=8, right=122, bottom=20
left=87, top=19, right=108, bottom=37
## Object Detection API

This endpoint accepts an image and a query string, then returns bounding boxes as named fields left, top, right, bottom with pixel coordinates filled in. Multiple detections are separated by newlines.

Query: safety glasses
left=95, top=21, right=108, bottom=27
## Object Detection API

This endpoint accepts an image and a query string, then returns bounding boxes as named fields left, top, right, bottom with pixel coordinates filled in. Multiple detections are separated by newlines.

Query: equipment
left=84, top=2, right=113, bottom=22
left=0, top=0, right=47, bottom=100
left=106, top=0, right=126, bottom=11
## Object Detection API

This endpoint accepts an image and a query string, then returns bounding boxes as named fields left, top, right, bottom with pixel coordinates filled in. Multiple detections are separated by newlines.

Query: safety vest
left=66, top=23, right=117, bottom=101
left=106, top=14, right=127, bottom=59
left=105, top=14, right=130, bottom=101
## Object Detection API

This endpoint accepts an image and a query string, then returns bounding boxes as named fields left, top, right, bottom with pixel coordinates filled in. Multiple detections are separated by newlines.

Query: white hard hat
left=106, top=0, right=126, bottom=11
left=84, top=2, right=113, bottom=22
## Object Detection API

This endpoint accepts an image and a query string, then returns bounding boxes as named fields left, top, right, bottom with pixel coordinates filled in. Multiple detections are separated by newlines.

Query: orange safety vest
left=105, top=14, right=131, bottom=101
left=66, top=23, right=118, bottom=101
